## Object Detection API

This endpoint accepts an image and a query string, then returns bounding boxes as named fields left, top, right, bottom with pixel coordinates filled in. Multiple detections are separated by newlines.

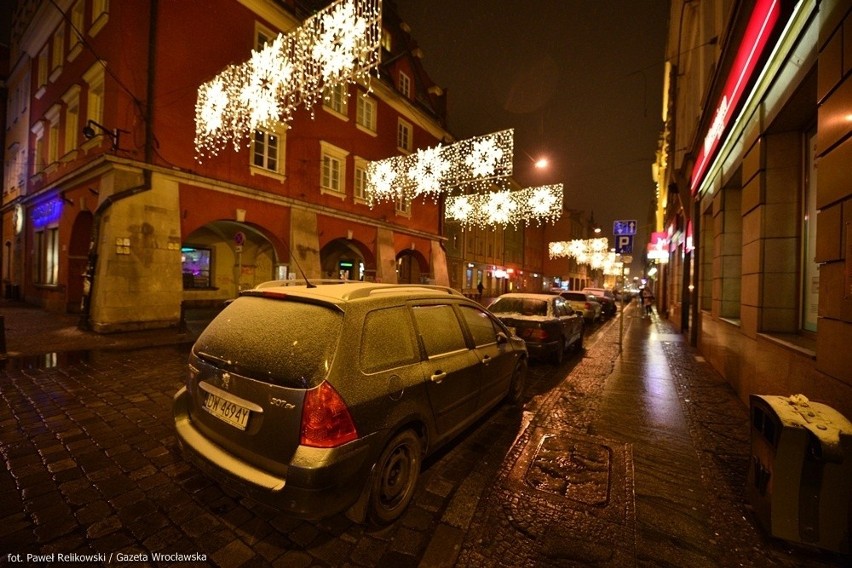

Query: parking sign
left=616, top=235, right=634, bottom=254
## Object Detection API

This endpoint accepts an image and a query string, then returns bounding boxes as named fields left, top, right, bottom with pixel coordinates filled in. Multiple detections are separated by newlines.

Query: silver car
left=173, top=282, right=527, bottom=525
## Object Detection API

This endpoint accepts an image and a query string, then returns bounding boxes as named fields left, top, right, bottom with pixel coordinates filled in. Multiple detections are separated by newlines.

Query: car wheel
left=367, top=430, right=421, bottom=526
left=507, top=358, right=528, bottom=405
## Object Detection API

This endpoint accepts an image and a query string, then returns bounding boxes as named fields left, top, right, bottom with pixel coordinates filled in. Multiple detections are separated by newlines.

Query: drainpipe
left=79, top=0, right=158, bottom=330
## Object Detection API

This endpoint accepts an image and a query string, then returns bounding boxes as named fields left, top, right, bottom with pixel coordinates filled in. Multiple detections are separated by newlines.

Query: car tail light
left=584, top=302, right=592, bottom=310
left=520, top=328, right=549, bottom=341
left=300, top=381, right=358, bottom=448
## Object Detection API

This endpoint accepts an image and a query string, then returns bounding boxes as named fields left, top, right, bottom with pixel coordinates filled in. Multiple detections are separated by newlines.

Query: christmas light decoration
left=445, top=184, right=564, bottom=228
left=366, top=129, right=514, bottom=204
left=194, top=0, right=381, bottom=160
left=549, top=238, right=612, bottom=269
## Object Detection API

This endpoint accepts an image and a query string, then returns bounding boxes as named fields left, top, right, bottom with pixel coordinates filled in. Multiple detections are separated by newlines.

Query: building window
left=395, top=195, right=411, bottom=217
left=47, top=114, right=60, bottom=165
left=62, top=86, right=81, bottom=156
left=802, top=129, right=818, bottom=332
left=69, top=0, right=84, bottom=56
left=353, top=157, right=368, bottom=203
left=84, top=64, right=105, bottom=131
left=324, top=84, right=349, bottom=118
left=399, top=71, right=411, bottom=98
left=356, top=93, right=376, bottom=133
left=32, top=123, right=46, bottom=174
left=255, top=22, right=276, bottom=50
left=91, top=0, right=109, bottom=37
left=52, top=26, right=65, bottom=74
left=320, top=141, right=348, bottom=197
left=397, top=119, right=412, bottom=152
left=182, top=247, right=211, bottom=289
left=35, top=228, right=59, bottom=285
left=380, top=28, right=392, bottom=52
left=252, top=129, right=279, bottom=172
left=37, top=48, right=49, bottom=94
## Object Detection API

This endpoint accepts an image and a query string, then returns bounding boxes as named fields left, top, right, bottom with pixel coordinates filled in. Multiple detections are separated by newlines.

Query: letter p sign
left=616, top=235, right=633, bottom=254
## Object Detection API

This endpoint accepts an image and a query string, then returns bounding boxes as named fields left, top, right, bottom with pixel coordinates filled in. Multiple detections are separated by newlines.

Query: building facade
left=654, top=0, right=852, bottom=417
left=3, top=0, right=453, bottom=332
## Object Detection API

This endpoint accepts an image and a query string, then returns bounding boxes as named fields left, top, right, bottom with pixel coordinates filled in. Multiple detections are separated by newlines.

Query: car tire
left=507, top=358, right=528, bottom=405
left=367, top=430, right=421, bottom=526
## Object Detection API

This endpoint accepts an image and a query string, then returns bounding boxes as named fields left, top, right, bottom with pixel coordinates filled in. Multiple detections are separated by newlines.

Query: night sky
left=395, top=0, right=670, bottom=258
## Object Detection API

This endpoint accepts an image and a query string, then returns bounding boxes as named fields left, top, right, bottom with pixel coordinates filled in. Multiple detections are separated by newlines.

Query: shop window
left=182, top=247, right=211, bottom=288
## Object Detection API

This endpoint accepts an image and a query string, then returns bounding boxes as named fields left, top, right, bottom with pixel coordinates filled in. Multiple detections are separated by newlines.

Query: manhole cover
left=524, top=434, right=612, bottom=506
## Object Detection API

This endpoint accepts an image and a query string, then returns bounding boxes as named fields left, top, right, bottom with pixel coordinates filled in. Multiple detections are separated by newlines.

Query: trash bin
left=748, top=394, right=852, bottom=553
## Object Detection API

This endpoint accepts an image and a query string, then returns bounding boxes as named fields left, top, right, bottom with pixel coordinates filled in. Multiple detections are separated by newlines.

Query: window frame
left=250, top=126, right=286, bottom=181
left=399, top=71, right=411, bottom=98
left=397, top=118, right=412, bottom=153
left=323, top=84, right=349, bottom=119
left=320, top=141, right=348, bottom=198
left=356, top=93, right=377, bottom=134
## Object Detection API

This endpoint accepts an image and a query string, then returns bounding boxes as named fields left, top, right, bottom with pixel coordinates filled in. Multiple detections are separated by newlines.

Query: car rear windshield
left=489, top=297, right=548, bottom=317
left=193, top=296, right=343, bottom=388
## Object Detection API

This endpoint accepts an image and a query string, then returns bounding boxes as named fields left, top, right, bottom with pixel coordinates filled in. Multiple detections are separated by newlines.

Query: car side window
left=458, top=305, right=499, bottom=347
left=412, top=305, right=468, bottom=357
left=361, top=307, right=419, bottom=373
left=554, top=298, right=568, bottom=317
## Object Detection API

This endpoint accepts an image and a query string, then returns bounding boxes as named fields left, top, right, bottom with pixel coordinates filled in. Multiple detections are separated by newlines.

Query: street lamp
left=82, top=120, right=127, bottom=151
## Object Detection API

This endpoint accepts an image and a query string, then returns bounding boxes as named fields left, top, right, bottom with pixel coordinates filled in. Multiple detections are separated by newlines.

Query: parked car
left=552, top=290, right=603, bottom=324
left=582, top=287, right=617, bottom=318
left=487, top=293, right=584, bottom=365
left=173, top=282, right=528, bottom=526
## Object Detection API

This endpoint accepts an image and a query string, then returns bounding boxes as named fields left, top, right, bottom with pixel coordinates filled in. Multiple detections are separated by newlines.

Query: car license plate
left=203, top=392, right=251, bottom=430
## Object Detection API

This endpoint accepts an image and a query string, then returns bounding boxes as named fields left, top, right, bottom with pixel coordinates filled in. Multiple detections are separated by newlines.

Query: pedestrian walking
left=477, top=280, right=484, bottom=300
left=642, top=286, right=654, bottom=316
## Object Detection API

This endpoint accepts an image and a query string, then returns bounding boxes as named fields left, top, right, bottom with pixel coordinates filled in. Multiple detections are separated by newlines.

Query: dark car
left=582, top=287, right=617, bottom=319
left=173, top=282, right=527, bottom=526
left=487, top=292, right=584, bottom=365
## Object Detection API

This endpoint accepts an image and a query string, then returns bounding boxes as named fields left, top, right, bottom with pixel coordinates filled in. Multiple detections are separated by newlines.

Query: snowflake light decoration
left=408, top=145, right=449, bottom=198
left=445, top=184, right=563, bottom=228
left=549, top=237, right=612, bottom=269
left=194, top=0, right=381, bottom=161
left=366, top=129, right=514, bottom=205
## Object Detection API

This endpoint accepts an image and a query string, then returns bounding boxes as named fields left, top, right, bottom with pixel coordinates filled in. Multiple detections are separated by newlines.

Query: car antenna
left=284, top=237, right=316, bottom=288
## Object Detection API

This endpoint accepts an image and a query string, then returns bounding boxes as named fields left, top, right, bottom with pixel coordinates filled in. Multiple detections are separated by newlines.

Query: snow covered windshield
left=194, top=296, right=343, bottom=388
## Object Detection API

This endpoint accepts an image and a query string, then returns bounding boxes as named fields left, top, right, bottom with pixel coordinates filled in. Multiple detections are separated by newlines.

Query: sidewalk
left=0, top=300, right=212, bottom=358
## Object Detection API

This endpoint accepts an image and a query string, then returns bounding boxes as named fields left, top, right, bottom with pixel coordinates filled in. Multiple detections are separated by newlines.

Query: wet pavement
left=0, top=299, right=849, bottom=566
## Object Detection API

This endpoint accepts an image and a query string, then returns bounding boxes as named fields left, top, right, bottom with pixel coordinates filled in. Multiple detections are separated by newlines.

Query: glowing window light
left=366, top=129, right=514, bottom=205
left=194, top=0, right=381, bottom=161
left=445, top=184, right=563, bottom=228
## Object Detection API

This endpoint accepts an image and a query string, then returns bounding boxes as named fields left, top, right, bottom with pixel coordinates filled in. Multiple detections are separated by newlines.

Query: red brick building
left=4, top=0, right=452, bottom=332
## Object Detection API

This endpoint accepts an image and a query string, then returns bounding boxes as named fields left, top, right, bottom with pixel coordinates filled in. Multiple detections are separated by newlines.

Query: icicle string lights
left=366, top=129, right=515, bottom=204
left=549, top=238, right=617, bottom=270
left=445, top=184, right=564, bottom=228
left=194, top=0, right=382, bottom=161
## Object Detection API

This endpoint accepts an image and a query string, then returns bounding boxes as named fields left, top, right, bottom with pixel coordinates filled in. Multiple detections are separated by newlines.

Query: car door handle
left=482, top=355, right=492, bottom=366
left=430, top=371, right=447, bottom=383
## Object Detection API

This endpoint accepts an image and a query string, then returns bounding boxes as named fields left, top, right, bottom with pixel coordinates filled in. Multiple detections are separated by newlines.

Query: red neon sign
left=690, top=0, right=781, bottom=194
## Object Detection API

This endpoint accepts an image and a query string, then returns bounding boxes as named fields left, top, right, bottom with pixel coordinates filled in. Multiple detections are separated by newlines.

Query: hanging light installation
left=549, top=238, right=611, bottom=269
left=445, top=184, right=564, bottom=228
left=194, top=0, right=382, bottom=161
left=366, top=129, right=515, bottom=205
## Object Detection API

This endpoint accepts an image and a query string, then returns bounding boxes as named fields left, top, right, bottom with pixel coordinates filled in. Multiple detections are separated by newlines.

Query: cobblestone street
left=1, top=303, right=848, bottom=566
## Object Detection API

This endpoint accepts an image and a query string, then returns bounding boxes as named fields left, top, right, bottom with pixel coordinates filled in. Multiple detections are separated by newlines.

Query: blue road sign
left=613, top=220, right=638, bottom=236
left=615, top=235, right=634, bottom=254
